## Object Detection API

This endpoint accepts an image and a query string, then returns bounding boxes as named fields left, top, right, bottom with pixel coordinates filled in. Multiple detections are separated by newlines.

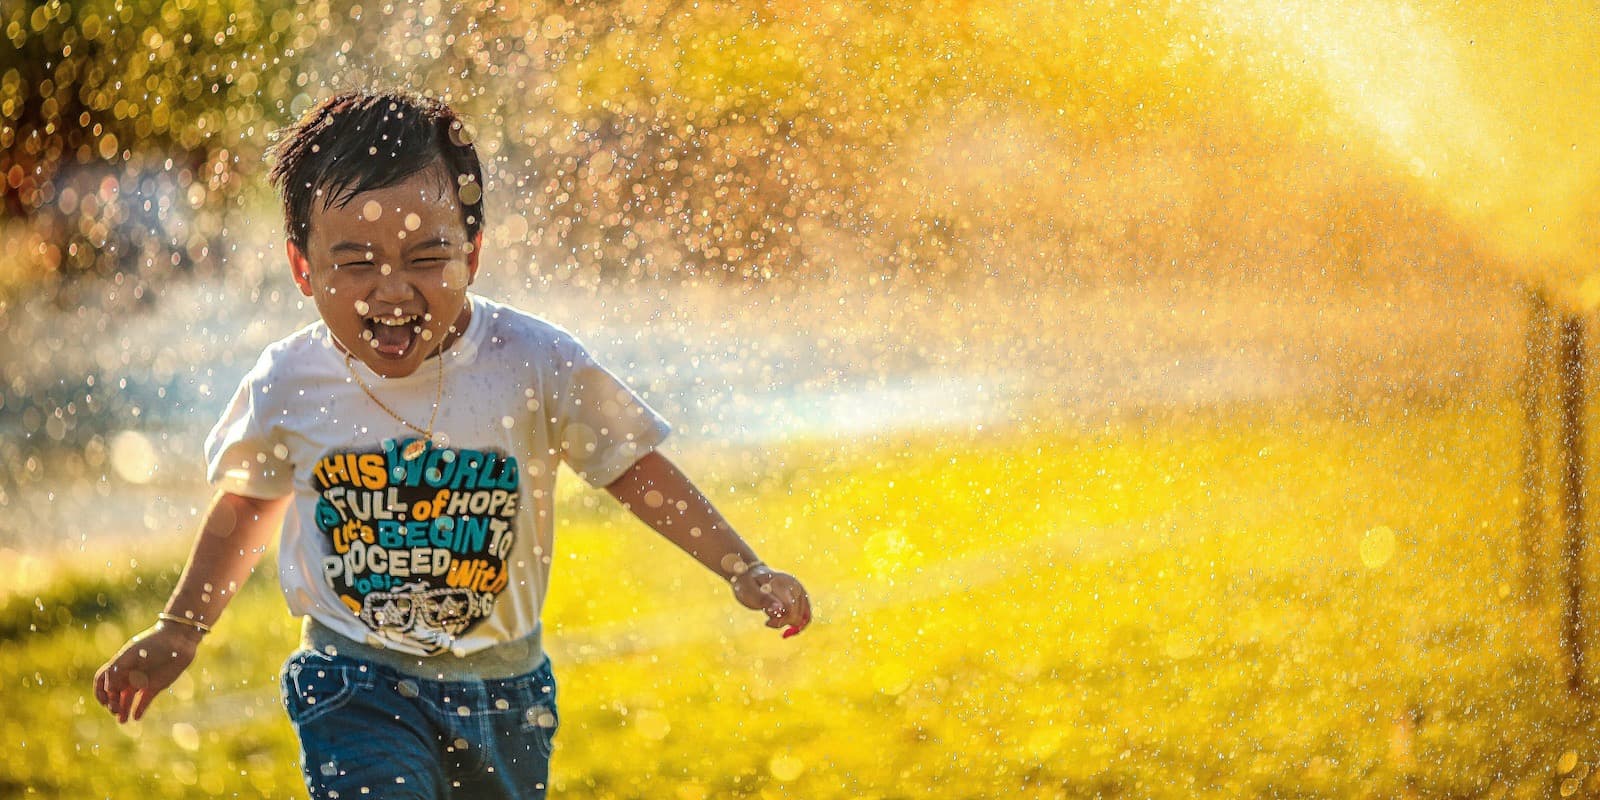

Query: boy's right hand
left=93, top=621, right=204, bottom=723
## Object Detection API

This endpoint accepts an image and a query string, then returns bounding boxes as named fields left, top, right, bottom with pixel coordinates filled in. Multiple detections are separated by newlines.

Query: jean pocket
left=281, top=650, right=371, bottom=726
left=520, top=698, right=559, bottom=755
left=488, top=665, right=558, bottom=757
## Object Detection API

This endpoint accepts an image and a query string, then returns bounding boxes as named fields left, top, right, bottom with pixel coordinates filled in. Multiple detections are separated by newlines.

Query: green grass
left=5, top=394, right=1598, bottom=798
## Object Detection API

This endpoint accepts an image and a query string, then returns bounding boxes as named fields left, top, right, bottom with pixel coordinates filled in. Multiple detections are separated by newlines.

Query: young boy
left=93, top=90, right=812, bottom=799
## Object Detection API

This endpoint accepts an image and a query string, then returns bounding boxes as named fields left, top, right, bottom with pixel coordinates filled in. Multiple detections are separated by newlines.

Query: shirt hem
left=299, top=615, right=546, bottom=681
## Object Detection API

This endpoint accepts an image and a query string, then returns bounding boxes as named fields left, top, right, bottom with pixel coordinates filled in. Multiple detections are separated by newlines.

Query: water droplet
left=768, top=754, right=804, bottom=782
left=872, top=661, right=913, bottom=695
left=361, top=201, right=382, bottom=221
left=404, top=213, right=422, bottom=231
left=1361, top=526, right=1396, bottom=569
left=1559, top=750, right=1581, bottom=774
left=109, top=431, right=158, bottom=484
left=1164, top=630, right=1199, bottom=660
left=171, top=722, right=200, bottom=752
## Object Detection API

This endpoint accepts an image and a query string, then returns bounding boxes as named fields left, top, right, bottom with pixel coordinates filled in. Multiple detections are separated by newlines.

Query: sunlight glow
left=1201, top=0, right=1599, bottom=295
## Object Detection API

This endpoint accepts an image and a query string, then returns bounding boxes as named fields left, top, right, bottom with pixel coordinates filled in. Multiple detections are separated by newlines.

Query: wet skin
left=287, top=164, right=483, bottom=378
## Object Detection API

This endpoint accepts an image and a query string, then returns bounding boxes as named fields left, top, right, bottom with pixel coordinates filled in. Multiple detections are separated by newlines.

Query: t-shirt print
left=312, top=438, right=519, bottom=654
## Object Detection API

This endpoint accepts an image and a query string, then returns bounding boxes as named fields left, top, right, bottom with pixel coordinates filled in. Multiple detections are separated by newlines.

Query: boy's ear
left=466, top=231, right=483, bottom=282
left=287, top=240, right=314, bottom=297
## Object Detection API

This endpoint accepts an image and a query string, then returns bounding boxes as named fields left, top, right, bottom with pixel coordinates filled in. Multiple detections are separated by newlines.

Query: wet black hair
left=265, top=90, right=484, bottom=252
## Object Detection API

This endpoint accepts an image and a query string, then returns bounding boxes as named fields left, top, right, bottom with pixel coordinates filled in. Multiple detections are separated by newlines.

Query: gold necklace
left=343, top=346, right=445, bottom=460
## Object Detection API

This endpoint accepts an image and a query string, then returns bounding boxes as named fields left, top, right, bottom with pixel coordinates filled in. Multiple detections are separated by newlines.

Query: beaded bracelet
left=730, top=559, right=767, bottom=582
left=157, top=612, right=213, bottom=635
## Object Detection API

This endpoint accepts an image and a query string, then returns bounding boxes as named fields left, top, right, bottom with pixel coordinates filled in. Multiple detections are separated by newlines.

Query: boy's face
left=287, top=166, right=482, bottom=379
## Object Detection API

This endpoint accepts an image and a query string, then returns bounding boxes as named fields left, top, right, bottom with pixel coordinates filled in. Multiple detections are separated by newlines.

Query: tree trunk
left=1558, top=313, right=1587, bottom=694
left=1521, top=284, right=1550, bottom=601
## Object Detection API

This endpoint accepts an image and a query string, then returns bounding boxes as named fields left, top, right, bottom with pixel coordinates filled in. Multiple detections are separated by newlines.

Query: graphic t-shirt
left=205, top=294, right=670, bottom=657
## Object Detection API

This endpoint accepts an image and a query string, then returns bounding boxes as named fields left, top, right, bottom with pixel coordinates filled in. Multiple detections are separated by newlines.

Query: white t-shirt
left=205, top=294, right=670, bottom=658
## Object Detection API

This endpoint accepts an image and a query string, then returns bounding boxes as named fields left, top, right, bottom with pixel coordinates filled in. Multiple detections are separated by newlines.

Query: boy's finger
left=117, top=688, right=136, bottom=724
left=764, top=603, right=788, bottom=627
left=132, top=689, right=157, bottom=721
left=104, top=675, right=122, bottom=715
left=99, top=676, right=122, bottom=715
left=782, top=586, right=809, bottom=623
left=783, top=596, right=813, bottom=638
left=768, top=599, right=804, bottom=627
left=782, top=607, right=807, bottom=637
left=93, top=670, right=108, bottom=707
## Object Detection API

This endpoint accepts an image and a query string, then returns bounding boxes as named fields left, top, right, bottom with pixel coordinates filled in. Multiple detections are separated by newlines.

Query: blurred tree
left=0, top=0, right=1371, bottom=292
left=0, top=0, right=310, bottom=296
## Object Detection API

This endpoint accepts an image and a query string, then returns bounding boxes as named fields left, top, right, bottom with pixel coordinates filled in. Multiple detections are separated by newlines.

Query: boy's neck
left=433, top=298, right=475, bottom=356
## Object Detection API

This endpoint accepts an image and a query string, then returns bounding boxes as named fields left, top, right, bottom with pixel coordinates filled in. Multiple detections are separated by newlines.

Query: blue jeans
left=280, top=648, right=559, bottom=799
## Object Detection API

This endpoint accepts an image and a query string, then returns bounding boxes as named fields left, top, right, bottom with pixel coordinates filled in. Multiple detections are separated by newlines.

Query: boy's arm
left=604, top=451, right=812, bottom=637
left=93, top=489, right=290, bottom=723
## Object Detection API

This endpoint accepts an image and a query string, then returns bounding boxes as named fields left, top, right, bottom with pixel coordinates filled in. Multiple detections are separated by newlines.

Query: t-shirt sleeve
left=553, top=334, right=672, bottom=488
left=204, top=349, right=295, bottom=499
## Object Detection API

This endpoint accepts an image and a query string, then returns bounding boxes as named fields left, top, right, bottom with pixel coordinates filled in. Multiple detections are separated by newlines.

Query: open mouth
left=362, top=313, right=423, bottom=358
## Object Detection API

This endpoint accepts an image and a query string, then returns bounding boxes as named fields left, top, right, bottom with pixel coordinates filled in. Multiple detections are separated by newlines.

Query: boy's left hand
left=731, top=567, right=812, bottom=638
